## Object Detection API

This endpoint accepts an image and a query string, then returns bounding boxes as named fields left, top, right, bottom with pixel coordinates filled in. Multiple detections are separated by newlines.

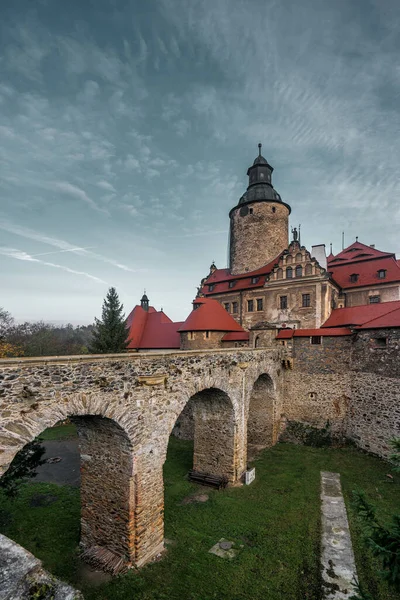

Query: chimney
left=311, top=244, right=327, bottom=270
left=370, top=244, right=375, bottom=248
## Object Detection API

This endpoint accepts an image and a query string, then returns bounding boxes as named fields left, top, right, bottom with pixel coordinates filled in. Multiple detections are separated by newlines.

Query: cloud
left=0, top=247, right=107, bottom=284
left=96, top=180, right=116, bottom=192
left=53, top=181, right=108, bottom=214
left=0, top=221, right=144, bottom=273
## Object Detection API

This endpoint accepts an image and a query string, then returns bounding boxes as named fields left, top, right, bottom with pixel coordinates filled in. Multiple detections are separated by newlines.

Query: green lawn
left=0, top=437, right=399, bottom=600
left=37, top=421, right=77, bottom=441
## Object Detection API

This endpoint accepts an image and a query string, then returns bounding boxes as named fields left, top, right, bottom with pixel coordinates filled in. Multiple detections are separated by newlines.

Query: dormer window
left=251, top=276, right=259, bottom=284
left=378, top=269, right=386, bottom=279
left=208, top=284, right=214, bottom=292
left=350, top=273, right=359, bottom=283
left=229, top=280, right=236, bottom=288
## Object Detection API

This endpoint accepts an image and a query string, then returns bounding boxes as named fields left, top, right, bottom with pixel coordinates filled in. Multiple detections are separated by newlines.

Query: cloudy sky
left=1, top=0, right=400, bottom=324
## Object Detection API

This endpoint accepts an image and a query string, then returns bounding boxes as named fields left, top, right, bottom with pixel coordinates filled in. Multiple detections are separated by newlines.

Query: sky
left=1, top=0, right=400, bottom=324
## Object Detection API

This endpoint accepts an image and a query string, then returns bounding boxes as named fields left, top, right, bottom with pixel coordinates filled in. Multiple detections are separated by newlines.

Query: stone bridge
left=0, top=348, right=283, bottom=572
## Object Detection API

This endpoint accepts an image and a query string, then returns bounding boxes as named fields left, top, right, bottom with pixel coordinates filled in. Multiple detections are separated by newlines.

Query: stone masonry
left=0, top=348, right=281, bottom=572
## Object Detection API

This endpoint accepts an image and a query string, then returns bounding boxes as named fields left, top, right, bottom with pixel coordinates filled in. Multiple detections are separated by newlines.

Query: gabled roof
left=126, top=305, right=182, bottom=349
left=327, top=241, right=400, bottom=290
left=178, top=298, right=246, bottom=332
left=200, top=254, right=283, bottom=296
left=322, top=300, right=400, bottom=328
left=328, top=241, right=393, bottom=265
left=276, top=328, right=352, bottom=339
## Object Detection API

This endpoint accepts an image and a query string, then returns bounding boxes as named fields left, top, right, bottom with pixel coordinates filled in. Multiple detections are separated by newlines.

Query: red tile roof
left=178, top=298, right=246, bottom=332
left=126, top=305, right=182, bottom=350
left=322, top=300, right=400, bottom=328
left=328, top=241, right=393, bottom=265
left=221, top=332, right=250, bottom=341
left=200, top=255, right=282, bottom=296
left=276, top=328, right=352, bottom=339
left=358, top=306, right=400, bottom=329
left=327, top=242, right=400, bottom=290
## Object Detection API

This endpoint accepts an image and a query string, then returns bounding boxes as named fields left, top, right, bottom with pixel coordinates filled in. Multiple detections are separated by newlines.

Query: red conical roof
left=178, top=298, right=245, bottom=332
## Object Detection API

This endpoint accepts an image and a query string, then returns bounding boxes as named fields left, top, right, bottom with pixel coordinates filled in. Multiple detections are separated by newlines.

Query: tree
left=0, top=440, right=46, bottom=497
left=89, top=287, right=129, bottom=354
left=351, top=438, right=400, bottom=597
left=0, top=308, right=14, bottom=340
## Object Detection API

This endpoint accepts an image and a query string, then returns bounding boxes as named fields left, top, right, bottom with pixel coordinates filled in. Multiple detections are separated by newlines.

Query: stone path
left=321, top=471, right=358, bottom=599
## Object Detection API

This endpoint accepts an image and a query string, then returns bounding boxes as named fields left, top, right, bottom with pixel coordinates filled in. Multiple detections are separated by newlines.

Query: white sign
left=245, top=468, right=255, bottom=485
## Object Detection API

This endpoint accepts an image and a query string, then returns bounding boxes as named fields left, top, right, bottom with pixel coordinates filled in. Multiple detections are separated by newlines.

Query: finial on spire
left=258, top=142, right=262, bottom=156
left=356, top=236, right=358, bottom=242
left=330, top=243, right=333, bottom=254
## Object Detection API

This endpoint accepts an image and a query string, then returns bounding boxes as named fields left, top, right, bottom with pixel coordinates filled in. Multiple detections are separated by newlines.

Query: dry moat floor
left=0, top=426, right=399, bottom=600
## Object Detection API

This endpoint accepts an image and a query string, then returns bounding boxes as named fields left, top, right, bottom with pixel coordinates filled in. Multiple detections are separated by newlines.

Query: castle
left=126, top=144, right=400, bottom=351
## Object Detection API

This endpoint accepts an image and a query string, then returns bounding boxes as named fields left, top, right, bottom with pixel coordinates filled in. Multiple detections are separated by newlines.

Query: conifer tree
left=89, top=287, right=129, bottom=353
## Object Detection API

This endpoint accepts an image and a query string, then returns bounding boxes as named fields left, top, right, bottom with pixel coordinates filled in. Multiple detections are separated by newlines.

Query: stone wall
left=0, top=348, right=281, bottom=570
left=281, top=331, right=400, bottom=456
left=0, top=533, right=83, bottom=599
left=247, top=374, right=276, bottom=448
left=192, top=389, right=236, bottom=480
left=292, top=336, right=352, bottom=374
left=229, top=201, right=289, bottom=274
left=351, top=328, right=400, bottom=377
left=73, top=416, right=135, bottom=566
left=180, top=330, right=223, bottom=350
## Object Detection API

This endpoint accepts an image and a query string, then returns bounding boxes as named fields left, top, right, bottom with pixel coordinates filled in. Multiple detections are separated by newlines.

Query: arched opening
left=0, top=415, right=134, bottom=575
left=254, top=335, right=260, bottom=348
left=171, top=388, right=236, bottom=482
left=247, top=374, right=276, bottom=459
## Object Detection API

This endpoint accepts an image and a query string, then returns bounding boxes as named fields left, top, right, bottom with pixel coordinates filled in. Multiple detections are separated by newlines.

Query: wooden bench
left=188, top=470, right=228, bottom=489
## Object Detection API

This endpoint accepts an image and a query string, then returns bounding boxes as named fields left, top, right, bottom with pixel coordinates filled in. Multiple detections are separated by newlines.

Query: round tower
left=229, top=144, right=291, bottom=274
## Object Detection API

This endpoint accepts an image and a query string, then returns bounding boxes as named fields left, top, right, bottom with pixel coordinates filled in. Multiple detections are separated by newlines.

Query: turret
left=229, top=144, right=291, bottom=274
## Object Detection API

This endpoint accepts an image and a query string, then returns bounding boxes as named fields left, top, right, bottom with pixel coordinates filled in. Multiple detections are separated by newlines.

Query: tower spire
left=258, top=142, right=262, bottom=157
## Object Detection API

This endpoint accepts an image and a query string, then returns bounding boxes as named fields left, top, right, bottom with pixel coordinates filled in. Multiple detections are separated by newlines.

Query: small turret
left=140, top=291, right=149, bottom=311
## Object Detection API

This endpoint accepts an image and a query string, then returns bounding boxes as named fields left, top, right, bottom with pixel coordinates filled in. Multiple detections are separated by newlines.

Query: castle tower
left=229, top=144, right=291, bottom=274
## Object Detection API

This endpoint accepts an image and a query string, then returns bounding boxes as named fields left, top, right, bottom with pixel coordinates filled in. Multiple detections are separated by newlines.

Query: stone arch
left=168, top=386, right=239, bottom=483
left=0, top=396, right=140, bottom=573
left=2, top=415, right=135, bottom=573
left=254, top=335, right=261, bottom=348
left=247, top=374, right=276, bottom=457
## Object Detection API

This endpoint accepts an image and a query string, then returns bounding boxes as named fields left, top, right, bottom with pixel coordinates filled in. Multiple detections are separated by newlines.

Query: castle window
left=295, top=265, right=302, bottom=278
left=280, top=295, right=287, bottom=309
left=257, top=298, right=263, bottom=311
left=272, top=206, right=276, bottom=213
left=224, top=302, right=230, bottom=312
left=249, top=208, right=253, bottom=215
left=286, top=267, right=293, bottom=279
left=208, top=284, right=214, bottom=292
left=188, top=332, right=195, bottom=340
left=302, top=293, right=311, bottom=307
left=232, top=301, right=238, bottom=313
left=205, top=331, right=210, bottom=339
left=305, top=263, right=312, bottom=275
left=311, top=336, right=321, bottom=345
left=369, top=295, right=380, bottom=304
left=251, top=276, right=259, bottom=284
left=350, top=273, right=359, bottom=283
left=247, top=299, right=254, bottom=312
left=373, top=336, right=387, bottom=348
left=254, top=336, right=260, bottom=348
left=229, top=280, right=236, bottom=288
left=378, top=269, right=386, bottom=279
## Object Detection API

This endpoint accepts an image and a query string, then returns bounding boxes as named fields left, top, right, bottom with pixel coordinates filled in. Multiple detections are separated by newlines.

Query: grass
left=37, top=421, right=77, bottom=441
left=0, top=437, right=399, bottom=600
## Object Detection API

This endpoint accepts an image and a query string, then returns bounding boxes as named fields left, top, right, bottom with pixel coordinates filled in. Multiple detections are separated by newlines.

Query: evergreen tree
left=89, top=287, right=129, bottom=353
